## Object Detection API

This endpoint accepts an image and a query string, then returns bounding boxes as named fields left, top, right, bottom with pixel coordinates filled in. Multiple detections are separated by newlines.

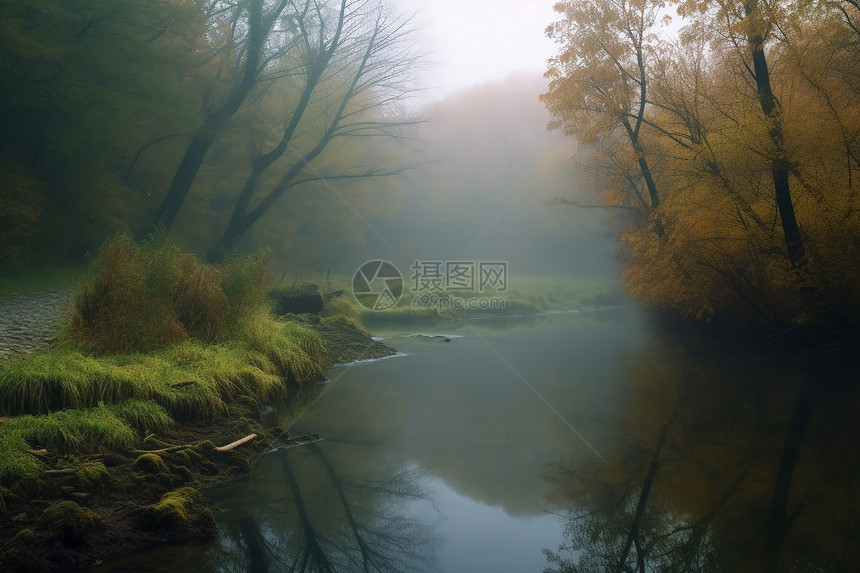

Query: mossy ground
left=0, top=396, right=321, bottom=571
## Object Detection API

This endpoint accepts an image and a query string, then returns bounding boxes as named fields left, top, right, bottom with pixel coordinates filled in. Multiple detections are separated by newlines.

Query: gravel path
left=0, top=290, right=72, bottom=358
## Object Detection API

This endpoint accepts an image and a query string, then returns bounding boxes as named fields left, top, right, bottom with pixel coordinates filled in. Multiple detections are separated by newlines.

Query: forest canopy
left=543, top=0, right=860, bottom=330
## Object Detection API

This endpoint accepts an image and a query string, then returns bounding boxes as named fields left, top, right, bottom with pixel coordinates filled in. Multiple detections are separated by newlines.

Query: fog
left=259, top=73, right=618, bottom=280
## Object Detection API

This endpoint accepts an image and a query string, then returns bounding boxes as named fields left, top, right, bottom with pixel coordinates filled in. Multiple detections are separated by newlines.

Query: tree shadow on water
left=543, top=335, right=860, bottom=573
left=209, top=442, right=436, bottom=573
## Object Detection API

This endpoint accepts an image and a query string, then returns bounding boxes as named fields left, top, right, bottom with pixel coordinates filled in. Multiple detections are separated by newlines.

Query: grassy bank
left=358, top=274, right=623, bottom=324
left=0, top=236, right=374, bottom=570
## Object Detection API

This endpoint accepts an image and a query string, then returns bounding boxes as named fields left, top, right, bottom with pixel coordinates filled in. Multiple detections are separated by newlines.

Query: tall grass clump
left=0, top=350, right=155, bottom=414
left=64, top=234, right=270, bottom=353
left=240, top=310, right=327, bottom=385
left=109, top=399, right=173, bottom=434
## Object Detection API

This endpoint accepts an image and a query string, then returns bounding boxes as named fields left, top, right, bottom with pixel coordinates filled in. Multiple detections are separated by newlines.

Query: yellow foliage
left=546, top=0, right=860, bottom=328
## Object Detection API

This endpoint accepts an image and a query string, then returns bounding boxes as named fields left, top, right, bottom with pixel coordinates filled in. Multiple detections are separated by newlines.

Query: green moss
left=37, top=500, right=101, bottom=542
left=0, top=528, right=52, bottom=573
left=74, top=462, right=110, bottom=491
left=140, top=487, right=214, bottom=536
left=195, top=440, right=217, bottom=454
left=173, top=447, right=203, bottom=467
left=228, top=395, right=259, bottom=418
left=134, top=453, right=168, bottom=474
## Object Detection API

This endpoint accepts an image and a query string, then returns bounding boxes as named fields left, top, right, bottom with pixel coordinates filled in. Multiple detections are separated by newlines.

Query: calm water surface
left=91, top=307, right=860, bottom=572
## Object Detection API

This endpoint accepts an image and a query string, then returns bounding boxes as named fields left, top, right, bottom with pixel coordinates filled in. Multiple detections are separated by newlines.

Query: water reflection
left=207, top=441, right=435, bottom=572
left=544, top=329, right=860, bottom=572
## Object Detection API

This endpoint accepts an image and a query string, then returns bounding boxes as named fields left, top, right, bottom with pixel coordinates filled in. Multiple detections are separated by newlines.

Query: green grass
left=0, top=327, right=325, bottom=420
left=0, top=234, right=327, bottom=421
left=0, top=237, right=331, bottom=485
left=110, top=399, right=173, bottom=434
left=0, top=403, right=145, bottom=484
left=356, top=274, right=622, bottom=323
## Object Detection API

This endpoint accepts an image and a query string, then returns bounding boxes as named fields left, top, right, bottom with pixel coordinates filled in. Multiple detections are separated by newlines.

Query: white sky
left=392, top=0, right=559, bottom=99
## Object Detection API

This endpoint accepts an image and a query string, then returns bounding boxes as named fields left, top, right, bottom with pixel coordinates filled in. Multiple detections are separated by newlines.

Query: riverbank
left=0, top=310, right=394, bottom=572
left=0, top=238, right=397, bottom=571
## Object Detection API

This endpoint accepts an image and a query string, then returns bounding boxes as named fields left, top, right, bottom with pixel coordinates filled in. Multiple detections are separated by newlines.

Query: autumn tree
left=675, top=0, right=807, bottom=264
left=547, top=0, right=860, bottom=328
left=542, top=0, right=667, bottom=211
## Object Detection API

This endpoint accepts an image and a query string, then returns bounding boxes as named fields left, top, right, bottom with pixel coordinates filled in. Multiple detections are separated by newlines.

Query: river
left=89, top=306, right=860, bottom=572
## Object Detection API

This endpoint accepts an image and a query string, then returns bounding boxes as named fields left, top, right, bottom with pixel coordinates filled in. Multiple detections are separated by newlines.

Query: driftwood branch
left=216, top=433, right=257, bottom=452
left=131, top=433, right=258, bottom=454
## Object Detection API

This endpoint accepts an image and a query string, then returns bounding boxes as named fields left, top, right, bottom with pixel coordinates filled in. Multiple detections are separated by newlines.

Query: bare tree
left=152, top=0, right=298, bottom=230
left=206, top=0, right=420, bottom=261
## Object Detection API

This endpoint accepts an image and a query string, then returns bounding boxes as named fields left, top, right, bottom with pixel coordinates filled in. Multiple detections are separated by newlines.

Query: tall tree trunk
left=621, top=43, right=660, bottom=210
left=150, top=0, right=271, bottom=231
left=745, top=0, right=805, bottom=263
left=637, top=151, right=660, bottom=209
left=207, top=11, right=380, bottom=262
left=152, top=123, right=221, bottom=229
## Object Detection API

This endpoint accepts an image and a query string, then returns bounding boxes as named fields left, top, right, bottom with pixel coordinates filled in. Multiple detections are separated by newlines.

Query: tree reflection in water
left=544, top=333, right=860, bottom=573
left=209, top=442, right=436, bottom=572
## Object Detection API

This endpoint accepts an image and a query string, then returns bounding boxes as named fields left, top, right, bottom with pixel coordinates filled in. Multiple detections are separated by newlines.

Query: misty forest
left=1, top=1, right=859, bottom=572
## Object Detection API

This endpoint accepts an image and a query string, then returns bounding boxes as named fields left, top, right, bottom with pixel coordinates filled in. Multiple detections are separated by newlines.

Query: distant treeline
left=0, top=0, right=416, bottom=269
left=543, top=0, right=860, bottom=330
